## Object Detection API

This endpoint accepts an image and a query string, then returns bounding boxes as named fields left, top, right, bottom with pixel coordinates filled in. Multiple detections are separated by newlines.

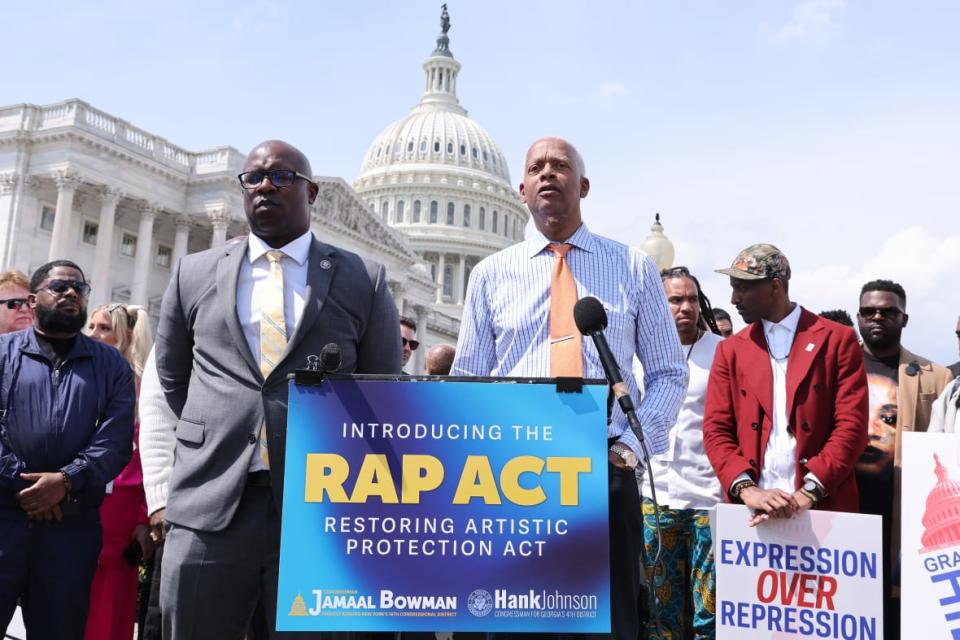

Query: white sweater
left=139, top=346, right=178, bottom=515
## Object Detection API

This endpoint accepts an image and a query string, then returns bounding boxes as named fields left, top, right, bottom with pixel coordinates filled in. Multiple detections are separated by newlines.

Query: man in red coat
left=703, top=244, right=868, bottom=526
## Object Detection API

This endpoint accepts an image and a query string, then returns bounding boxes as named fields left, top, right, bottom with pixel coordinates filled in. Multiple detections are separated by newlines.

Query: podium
left=276, top=375, right=612, bottom=633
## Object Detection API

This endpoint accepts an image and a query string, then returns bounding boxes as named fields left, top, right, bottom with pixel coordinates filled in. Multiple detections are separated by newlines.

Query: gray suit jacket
left=155, top=235, right=401, bottom=531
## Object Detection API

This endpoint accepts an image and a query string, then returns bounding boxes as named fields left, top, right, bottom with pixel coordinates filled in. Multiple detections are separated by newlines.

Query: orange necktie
left=548, top=243, right=583, bottom=378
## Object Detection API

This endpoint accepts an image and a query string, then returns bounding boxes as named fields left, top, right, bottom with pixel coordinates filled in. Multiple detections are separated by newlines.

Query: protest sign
left=713, top=503, right=883, bottom=639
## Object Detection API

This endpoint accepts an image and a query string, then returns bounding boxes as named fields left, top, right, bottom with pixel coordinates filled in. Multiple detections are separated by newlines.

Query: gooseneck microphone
left=573, top=296, right=664, bottom=632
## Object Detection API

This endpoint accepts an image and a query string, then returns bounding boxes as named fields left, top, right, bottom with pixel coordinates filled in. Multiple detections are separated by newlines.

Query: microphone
left=319, top=343, right=342, bottom=373
left=573, top=297, right=636, bottom=415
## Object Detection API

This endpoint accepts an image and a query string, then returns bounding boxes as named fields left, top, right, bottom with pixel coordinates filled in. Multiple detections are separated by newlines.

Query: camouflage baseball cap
left=715, top=243, right=791, bottom=281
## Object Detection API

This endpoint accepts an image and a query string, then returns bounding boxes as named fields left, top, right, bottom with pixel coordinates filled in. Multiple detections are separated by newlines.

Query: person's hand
left=792, top=490, right=815, bottom=513
left=740, top=486, right=799, bottom=527
left=149, top=508, right=166, bottom=543
left=608, top=450, right=629, bottom=469
left=133, top=523, right=156, bottom=560
left=18, top=472, right=67, bottom=518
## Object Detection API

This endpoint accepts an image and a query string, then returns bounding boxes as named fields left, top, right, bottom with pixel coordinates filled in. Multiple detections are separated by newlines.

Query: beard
left=35, top=304, right=87, bottom=335
left=861, top=325, right=902, bottom=350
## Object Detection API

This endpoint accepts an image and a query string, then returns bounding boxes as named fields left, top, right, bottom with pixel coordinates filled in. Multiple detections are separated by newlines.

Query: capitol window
left=430, top=201, right=438, bottom=223
left=460, top=144, right=466, bottom=155
left=434, top=141, right=440, bottom=153
left=463, top=204, right=471, bottom=227
left=447, top=142, right=453, bottom=154
left=407, top=141, right=414, bottom=152
left=472, top=147, right=478, bottom=159
left=39, top=204, right=56, bottom=231
left=396, top=200, right=405, bottom=223
left=443, top=264, right=453, bottom=299
left=381, top=202, right=389, bottom=222
left=446, top=202, right=455, bottom=225
left=413, top=200, right=422, bottom=222
left=156, top=243, right=173, bottom=269
left=120, top=232, right=137, bottom=258
left=419, top=140, right=426, bottom=152
left=483, top=150, right=489, bottom=162
left=479, top=207, right=485, bottom=230
left=492, top=210, right=498, bottom=233
left=82, top=219, right=99, bottom=245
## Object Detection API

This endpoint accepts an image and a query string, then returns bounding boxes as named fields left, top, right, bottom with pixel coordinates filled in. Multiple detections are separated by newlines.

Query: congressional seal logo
left=466, top=589, right=493, bottom=617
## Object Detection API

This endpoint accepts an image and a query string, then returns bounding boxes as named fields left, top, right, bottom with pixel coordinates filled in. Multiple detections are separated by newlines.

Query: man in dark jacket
left=0, top=260, right=135, bottom=640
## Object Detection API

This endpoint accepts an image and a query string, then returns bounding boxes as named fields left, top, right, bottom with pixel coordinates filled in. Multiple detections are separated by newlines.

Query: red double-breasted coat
left=703, top=307, right=869, bottom=512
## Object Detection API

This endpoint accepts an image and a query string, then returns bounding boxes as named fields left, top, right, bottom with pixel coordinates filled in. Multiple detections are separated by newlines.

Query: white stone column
left=457, top=254, right=466, bottom=304
left=90, top=187, right=123, bottom=308
left=0, top=173, right=19, bottom=268
left=172, top=215, right=191, bottom=266
left=49, top=170, right=81, bottom=260
left=130, top=203, right=158, bottom=306
left=209, top=208, right=229, bottom=247
left=435, top=253, right=446, bottom=304
left=387, top=280, right=405, bottom=316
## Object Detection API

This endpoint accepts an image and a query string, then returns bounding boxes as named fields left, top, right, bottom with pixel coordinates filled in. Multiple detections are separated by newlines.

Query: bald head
left=519, top=136, right=590, bottom=241
left=425, top=344, right=456, bottom=376
left=240, top=139, right=318, bottom=248
left=245, top=140, right=312, bottom=176
left=525, top=137, right=586, bottom=176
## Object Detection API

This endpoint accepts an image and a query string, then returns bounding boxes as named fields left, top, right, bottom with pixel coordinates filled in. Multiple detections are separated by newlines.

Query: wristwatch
left=609, top=443, right=639, bottom=469
left=801, top=478, right=826, bottom=504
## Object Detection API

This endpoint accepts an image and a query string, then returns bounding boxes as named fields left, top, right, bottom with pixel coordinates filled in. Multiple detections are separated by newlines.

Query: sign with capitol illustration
left=277, top=377, right=611, bottom=633
left=901, top=432, right=960, bottom=640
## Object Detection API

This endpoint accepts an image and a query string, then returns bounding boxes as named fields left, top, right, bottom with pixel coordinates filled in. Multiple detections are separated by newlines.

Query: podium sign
left=277, top=378, right=611, bottom=633
left=901, top=432, right=960, bottom=640
left=713, top=503, right=883, bottom=639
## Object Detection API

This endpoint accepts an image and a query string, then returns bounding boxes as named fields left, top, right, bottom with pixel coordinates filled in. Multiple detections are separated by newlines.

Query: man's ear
left=579, top=176, right=590, bottom=199
left=307, top=181, right=319, bottom=205
left=519, top=181, right=527, bottom=204
left=901, top=312, right=909, bottom=328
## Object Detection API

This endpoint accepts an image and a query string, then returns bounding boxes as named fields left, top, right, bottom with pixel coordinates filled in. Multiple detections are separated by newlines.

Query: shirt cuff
left=615, top=428, right=643, bottom=466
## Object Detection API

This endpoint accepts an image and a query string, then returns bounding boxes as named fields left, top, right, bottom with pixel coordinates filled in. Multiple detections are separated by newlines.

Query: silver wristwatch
left=609, top=443, right=639, bottom=469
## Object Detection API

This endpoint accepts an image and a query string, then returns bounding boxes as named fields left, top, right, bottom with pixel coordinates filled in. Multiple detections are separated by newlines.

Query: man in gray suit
left=155, top=140, right=402, bottom=638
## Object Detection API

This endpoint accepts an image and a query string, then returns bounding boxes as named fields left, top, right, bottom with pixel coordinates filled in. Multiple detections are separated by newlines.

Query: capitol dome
left=920, top=454, right=960, bottom=552
left=354, top=5, right=528, bottom=318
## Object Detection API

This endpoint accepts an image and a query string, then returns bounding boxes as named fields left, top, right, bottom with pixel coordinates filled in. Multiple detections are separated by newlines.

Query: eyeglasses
left=0, top=298, right=28, bottom=310
left=44, top=279, right=91, bottom=297
left=858, top=307, right=902, bottom=320
left=660, top=266, right=691, bottom=279
left=402, top=337, right=420, bottom=351
left=237, top=169, right=315, bottom=190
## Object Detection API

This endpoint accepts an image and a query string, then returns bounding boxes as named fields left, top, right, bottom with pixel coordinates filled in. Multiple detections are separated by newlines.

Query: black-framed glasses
left=0, top=298, right=28, bottom=310
left=660, top=266, right=691, bottom=278
left=237, top=169, right=315, bottom=190
left=45, top=279, right=91, bottom=297
left=402, top=337, right=420, bottom=351
left=859, top=306, right=902, bottom=320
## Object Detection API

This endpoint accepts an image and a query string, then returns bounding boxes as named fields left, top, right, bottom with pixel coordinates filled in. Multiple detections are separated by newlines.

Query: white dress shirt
left=642, top=330, right=724, bottom=509
left=236, top=230, right=312, bottom=470
left=758, top=303, right=802, bottom=492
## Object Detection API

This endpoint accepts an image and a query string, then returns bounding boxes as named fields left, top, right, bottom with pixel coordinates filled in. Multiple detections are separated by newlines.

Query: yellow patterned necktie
left=258, top=249, right=288, bottom=468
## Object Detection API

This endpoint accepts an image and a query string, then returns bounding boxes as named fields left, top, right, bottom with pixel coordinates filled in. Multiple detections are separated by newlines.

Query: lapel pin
left=319, top=259, right=332, bottom=270
left=805, top=343, right=815, bottom=352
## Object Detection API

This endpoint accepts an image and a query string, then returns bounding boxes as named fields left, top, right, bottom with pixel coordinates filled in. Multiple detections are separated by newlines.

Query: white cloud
left=594, top=81, right=628, bottom=101
left=763, top=0, right=846, bottom=44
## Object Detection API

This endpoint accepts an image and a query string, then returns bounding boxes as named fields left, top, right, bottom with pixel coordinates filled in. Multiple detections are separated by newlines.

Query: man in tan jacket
left=855, top=279, right=953, bottom=639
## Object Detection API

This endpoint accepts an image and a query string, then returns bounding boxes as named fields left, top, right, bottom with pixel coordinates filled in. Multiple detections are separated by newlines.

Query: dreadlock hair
left=660, top=266, right=721, bottom=335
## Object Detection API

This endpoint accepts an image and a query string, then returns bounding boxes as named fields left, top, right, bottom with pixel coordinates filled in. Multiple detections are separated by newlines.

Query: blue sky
left=3, top=0, right=958, bottom=364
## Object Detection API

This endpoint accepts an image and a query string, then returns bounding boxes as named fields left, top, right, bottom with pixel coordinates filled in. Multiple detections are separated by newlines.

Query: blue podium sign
left=277, top=378, right=611, bottom=633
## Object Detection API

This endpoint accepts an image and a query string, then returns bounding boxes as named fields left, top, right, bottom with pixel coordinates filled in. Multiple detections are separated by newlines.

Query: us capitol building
left=0, top=9, right=526, bottom=374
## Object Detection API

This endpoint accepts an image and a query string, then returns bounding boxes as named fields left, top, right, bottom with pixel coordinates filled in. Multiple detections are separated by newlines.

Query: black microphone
left=319, top=343, right=342, bottom=373
left=573, top=296, right=636, bottom=415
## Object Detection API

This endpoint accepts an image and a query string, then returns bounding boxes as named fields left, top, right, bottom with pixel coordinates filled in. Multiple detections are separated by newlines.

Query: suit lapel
left=273, top=238, right=336, bottom=377
left=786, top=309, right=826, bottom=417
left=743, top=323, right=774, bottom=420
left=217, top=242, right=261, bottom=380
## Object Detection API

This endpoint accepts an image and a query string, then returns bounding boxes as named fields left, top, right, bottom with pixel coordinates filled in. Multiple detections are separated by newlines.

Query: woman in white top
left=640, top=267, right=724, bottom=640
left=929, top=377, right=960, bottom=433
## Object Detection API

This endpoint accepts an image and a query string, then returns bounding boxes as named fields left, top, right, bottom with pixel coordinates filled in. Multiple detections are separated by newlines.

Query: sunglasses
left=858, top=307, right=902, bottom=320
left=0, top=298, right=28, bottom=310
left=237, top=169, right=315, bottom=190
left=45, top=279, right=91, bottom=297
left=402, top=337, right=420, bottom=351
